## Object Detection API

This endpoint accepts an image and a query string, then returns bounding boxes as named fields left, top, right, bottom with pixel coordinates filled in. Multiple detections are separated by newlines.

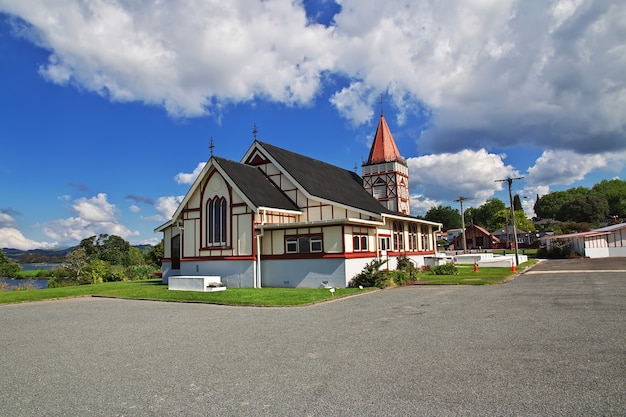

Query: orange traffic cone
left=511, top=260, right=516, bottom=273
left=473, top=260, right=479, bottom=273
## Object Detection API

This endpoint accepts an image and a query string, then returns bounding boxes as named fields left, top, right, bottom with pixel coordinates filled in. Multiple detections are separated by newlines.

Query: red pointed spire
left=366, top=114, right=404, bottom=165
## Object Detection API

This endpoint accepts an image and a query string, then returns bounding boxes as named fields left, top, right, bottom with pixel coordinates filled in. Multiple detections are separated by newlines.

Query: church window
left=286, top=235, right=323, bottom=253
left=393, top=222, right=404, bottom=251
left=310, top=236, right=323, bottom=252
left=408, top=224, right=418, bottom=251
left=353, top=234, right=368, bottom=251
left=206, top=197, right=227, bottom=246
left=379, top=236, right=390, bottom=251
left=373, top=178, right=387, bottom=199
left=286, top=237, right=298, bottom=253
left=421, top=225, right=430, bottom=251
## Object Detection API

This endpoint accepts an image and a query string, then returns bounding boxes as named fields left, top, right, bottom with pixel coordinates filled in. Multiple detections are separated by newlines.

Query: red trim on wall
left=182, top=255, right=256, bottom=262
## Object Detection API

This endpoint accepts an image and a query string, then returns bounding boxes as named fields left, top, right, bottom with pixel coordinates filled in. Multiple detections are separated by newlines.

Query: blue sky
left=1, top=0, right=625, bottom=250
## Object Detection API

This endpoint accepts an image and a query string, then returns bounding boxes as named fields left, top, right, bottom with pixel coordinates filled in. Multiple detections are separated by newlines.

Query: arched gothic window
left=206, top=197, right=227, bottom=246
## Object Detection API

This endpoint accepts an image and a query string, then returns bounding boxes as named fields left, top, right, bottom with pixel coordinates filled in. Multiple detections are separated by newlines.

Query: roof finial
left=209, top=136, right=215, bottom=157
left=252, top=123, right=258, bottom=141
left=379, top=94, right=385, bottom=116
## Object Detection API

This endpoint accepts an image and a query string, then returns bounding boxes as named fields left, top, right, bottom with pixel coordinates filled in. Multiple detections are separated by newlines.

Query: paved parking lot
left=1, top=258, right=625, bottom=416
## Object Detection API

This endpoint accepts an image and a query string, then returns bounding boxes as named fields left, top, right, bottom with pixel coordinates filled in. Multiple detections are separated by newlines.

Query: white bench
left=168, top=276, right=226, bottom=292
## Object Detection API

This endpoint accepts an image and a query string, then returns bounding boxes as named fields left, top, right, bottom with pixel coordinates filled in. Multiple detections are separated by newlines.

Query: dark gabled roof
left=214, top=157, right=300, bottom=212
left=256, top=141, right=394, bottom=216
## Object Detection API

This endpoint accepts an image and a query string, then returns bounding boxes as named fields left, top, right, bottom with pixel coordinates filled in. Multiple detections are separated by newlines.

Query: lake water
left=0, top=278, right=49, bottom=290
left=0, top=263, right=59, bottom=290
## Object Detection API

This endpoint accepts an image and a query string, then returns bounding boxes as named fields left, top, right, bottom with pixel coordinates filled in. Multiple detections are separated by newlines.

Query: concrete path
left=1, top=258, right=624, bottom=416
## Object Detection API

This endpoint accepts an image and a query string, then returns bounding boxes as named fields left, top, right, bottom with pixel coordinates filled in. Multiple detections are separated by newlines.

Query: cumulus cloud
left=526, top=149, right=626, bottom=188
left=1, top=0, right=623, bottom=154
left=410, top=194, right=441, bottom=217
left=0, top=227, right=58, bottom=250
left=175, top=162, right=206, bottom=184
left=42, top=193, right=139, bottom=244
left=0, top=0, right=336, bottom=118
left=0, top=212, right=17, bottom=228
left=144, top=196, right=184, bottom=223
left=407, top=149, right=519, bottom=203
left=2, top=0, right=625, bottom=222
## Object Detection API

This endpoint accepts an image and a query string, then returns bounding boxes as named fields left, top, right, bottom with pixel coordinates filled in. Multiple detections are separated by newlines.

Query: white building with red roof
left=155, top=117, right=442, bottom=288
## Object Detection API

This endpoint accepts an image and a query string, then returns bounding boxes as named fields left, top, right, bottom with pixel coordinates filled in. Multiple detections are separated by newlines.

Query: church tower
left=362, top=112, right=410, bottom=215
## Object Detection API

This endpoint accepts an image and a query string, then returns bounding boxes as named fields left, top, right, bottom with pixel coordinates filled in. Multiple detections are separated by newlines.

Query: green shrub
left=546, top=241, right=573, bottom=258
left=432, top=263, right=459, bottom=275
left=349, top=259, right=387, bottom=288
left=47, top=276, right=91, bottom=288
left=0, top=249, right=21, bottom=278
left=124, top=265, right=156, bottom=281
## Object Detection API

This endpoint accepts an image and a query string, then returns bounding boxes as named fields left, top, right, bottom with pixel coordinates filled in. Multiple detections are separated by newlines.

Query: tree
left=145, top=240, right=164, bottom=268
left=128, top=247, right=145, bottom=266
left=592, top=179, right=626, bottom=217
left=557, top=196, right=609, bottom=223
left=101, top=235, right=131, bottom=266
left=534, top=186, right=591, bottom=219
left=513, top=194, right=523, bottom=211
left=0, top=249, right=21, bottom=278
left=424, top=205, right=461, bottom=230
left=467, top=198, right=506, bottom=230
left=78, top=234, right=132, bottom=266
left=64, top=247, right=89, bottom=279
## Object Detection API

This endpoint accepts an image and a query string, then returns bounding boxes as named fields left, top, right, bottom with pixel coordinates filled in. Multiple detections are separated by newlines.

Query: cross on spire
left=379, top=94, right=385, bottom=116
left=209, top=136, right=215, bottom=156
left=252, top=123, right=258, bottom=141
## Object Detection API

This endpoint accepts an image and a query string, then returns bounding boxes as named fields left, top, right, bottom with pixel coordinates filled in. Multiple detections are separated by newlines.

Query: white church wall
left=261, top=258, right=347, bottom=288
left=181, top=260, right=255, bottom=288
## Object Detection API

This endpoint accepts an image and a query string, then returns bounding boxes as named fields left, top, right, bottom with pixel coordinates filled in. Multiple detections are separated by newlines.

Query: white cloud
left=525, top=149, right=626, bottom=187
left=42, top=193, right=139, bottom=244
left=175, top=162, right=206, bottom=184
left=1, top=0, right=623, bottom=157
left=410, top=194, right=441, bottom=217
left=0, top=0, right=336, bottom=118
left=129, top=205, right=141, bottom=213
left=0, top=227, right=58, bottom=250
left=407, top=149, right=519, bottom=203
left=72, top=193, right=118, bottom=223
left=0, top=212, right=17, bottom=228
left=149, top=196, right=184, bottom=222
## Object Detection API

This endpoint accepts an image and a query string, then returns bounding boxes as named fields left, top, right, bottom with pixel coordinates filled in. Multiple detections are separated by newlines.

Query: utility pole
left=495, top=176, right=524, bottom=266
left=454, top=196, right=469, bottom=252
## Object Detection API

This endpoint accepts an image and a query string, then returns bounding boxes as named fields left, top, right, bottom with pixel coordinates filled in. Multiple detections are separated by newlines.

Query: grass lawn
left=417, top=260, right=537, bottom=285
left=1, top=260, right=538, bottom=305
left=0, top=279, right=373, bottom=306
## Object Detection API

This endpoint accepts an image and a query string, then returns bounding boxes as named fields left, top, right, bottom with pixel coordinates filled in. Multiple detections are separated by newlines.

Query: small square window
left=286, top=237, right=297, bottom=253
left=310, top=236, right=322, bottom=252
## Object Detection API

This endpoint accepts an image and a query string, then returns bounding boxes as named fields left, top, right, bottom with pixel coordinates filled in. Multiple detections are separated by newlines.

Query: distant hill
left=3, top=244, right=154, bottom=263
left=2, top=247, right=74, bottom=262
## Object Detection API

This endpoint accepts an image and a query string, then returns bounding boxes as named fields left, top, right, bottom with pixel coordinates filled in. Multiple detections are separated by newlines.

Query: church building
left=155, top=114, right=442, bottom=288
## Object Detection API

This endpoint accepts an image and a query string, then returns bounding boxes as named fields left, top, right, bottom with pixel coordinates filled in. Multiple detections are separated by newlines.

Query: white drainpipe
left=255, top=208, right=267, bottom=288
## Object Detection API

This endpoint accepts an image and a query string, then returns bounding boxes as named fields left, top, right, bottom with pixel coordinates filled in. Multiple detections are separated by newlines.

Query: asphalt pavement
left=1, top=258, right=624, bottom=416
